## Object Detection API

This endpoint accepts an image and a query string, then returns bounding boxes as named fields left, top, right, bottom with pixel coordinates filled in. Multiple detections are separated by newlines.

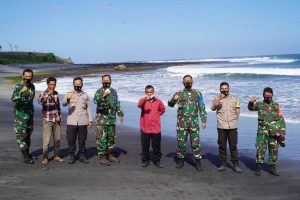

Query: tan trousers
left=42, top=120, right=61, bottom=158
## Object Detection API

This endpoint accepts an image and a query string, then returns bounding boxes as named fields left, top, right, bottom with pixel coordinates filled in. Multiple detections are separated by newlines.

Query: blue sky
left=1, top=0, right=300, bottom=63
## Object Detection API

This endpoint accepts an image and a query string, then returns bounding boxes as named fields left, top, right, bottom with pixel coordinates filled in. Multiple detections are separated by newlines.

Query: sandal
left=41, top=158, right=48, bottom=165
left=53, top=156, right=64, bottom=162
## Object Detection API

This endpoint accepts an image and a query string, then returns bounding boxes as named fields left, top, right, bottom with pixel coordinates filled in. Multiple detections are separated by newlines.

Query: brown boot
left=109, top=155, right=120, bottom=163
left=99, top=157, right=110, bottom=166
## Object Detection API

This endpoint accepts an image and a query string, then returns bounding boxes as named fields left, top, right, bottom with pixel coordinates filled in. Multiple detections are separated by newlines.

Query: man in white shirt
left=63, top=77, right=93, bottom=164
left=211, top=82, right=242, bottom=173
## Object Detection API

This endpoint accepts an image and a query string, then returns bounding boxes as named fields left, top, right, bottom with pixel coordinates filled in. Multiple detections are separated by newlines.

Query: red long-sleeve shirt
left=137, top=97, right=165, bottom=134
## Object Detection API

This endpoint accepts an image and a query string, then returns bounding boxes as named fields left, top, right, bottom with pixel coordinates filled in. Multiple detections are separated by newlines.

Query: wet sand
left=0, top=64, right=299, bottom=200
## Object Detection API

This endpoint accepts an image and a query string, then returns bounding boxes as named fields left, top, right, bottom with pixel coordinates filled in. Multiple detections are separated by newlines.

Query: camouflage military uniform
left=168, top=89, right=207, bottom=160
left=11, top=81, right=35, bottom=151
left=94, top=87, right=124, bottom=158
left=248, top=100, right=286, bottom=165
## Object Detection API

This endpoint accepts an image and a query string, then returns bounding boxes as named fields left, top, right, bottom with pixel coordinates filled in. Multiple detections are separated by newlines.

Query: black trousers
left=217, top=128, right=239, bottom=164
left=141, top=131, right=161, bottom=162
left=66, top=125, right=87, bottom=155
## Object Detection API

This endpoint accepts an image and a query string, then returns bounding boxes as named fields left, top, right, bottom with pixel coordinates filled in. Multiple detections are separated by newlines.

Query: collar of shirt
left=101, top=87, right=111, bottom=91
left=44, top=89, right=58, bottom=94
left=72, top=90, right=84, bottom=96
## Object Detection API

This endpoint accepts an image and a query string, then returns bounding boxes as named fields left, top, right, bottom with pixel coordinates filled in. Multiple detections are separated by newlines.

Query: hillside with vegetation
left=0, top=52, right=73, bottom=64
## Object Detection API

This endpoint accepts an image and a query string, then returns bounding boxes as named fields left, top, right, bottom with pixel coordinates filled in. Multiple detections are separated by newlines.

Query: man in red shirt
left=138, top=85, right=165, bottom=168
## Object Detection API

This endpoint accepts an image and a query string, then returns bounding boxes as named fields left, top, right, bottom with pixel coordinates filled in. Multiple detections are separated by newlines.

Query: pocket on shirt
left=82, top=99, right=88, bottom=109
left=230, top=102, right=238, bottom=112
left=217, top=107, right=225, bottom=113
left=81, top=98, right=88, bottom=109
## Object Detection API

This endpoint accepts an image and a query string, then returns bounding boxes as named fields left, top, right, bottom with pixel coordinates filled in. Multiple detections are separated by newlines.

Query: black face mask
left=184, top=82, right=192, bottom=89
left=264, top=97, right=272, bottom=104
left=74, top=86, right=82, bottom=91
left=23, top=78, right=32, bottom=84
left=103, top=82, right=111, bottom=88
left=221, top=91, right=229, bottom=96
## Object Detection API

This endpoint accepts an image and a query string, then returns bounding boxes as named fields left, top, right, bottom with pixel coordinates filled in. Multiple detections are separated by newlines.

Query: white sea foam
left=238, top=112, right=300, bottom=124
left=146, top=56, right=298, bottom=65
left=165, top=66, right=300, bottom=76
left=200, top=57, right=298, bottom=64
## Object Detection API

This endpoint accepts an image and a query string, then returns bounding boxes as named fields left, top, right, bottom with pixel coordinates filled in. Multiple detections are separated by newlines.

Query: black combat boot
left=269, top=165, right=279, bottom=176
left=26, top=149, right=32, bottom=159
left=68, top=154, right=75, bottom=164
left=26, top=149, right=37, bottom=160
left=79, top=153, right=89, bottom=164
left=195, top=159, right=203, bottom=171
left=141, top=160, right=150, bottom=167
left=21, top=150, right=34, bottom=164
left=176, top=158, right=184, bottom=169
left=255, top=163, right=263, bottom=176
left=154, top=160, right=163, bottom=168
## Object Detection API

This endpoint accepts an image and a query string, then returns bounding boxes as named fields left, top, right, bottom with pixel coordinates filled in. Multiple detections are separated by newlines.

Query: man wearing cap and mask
left=11, top=69, right=35, bottom=164
left=211, top=82, right=242, bottom=173
left=168, top=75, right=207, bottom=171
left=248, top=87, right=286, bottom=176
left=63, top=77, right=93, bottom=164
left=94, top=74, right=124, bottom=166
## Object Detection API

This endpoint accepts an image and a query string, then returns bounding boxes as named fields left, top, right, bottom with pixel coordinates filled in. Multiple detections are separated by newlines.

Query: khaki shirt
left=211, top=95, right=240, bottom=129
left=63, top=91, right=93, bottom=126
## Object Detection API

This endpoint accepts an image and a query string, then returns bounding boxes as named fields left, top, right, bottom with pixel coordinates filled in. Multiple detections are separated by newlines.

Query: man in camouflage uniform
left=11, top=69, right=35, bottom=164
left=94, top=74, right=124, bottom=166
left=248, top=87, right=286, bottom=176
left=168, top=75, right=207, bottom=171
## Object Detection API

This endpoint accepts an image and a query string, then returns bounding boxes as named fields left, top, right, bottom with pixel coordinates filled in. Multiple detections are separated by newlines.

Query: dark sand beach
left=0, top=64, right=299, bottom=200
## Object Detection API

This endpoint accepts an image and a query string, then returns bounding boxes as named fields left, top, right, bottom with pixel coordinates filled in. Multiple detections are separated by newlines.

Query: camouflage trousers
left=96, top=124, right=116, bottom=158
left=256, top=128, right=279, bottom=165
left=176, top=117, right=201, bottom=160
left=13, top=112, right=33, bottom=151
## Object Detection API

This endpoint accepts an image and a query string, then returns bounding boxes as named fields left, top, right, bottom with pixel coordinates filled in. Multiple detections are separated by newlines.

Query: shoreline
left=0, top=63, right=172, bottom=98
left=1, top=61, right=206, bottom=84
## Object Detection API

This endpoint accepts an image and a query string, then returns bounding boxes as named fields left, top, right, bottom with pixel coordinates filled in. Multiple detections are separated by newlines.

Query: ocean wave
left=200, top=57, right=298, bottom=64
left=146, top=56, right=298, bottom=65
left=166, top=66, right=300, bottom=76
left=238, top=113, right=300, bottom=124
